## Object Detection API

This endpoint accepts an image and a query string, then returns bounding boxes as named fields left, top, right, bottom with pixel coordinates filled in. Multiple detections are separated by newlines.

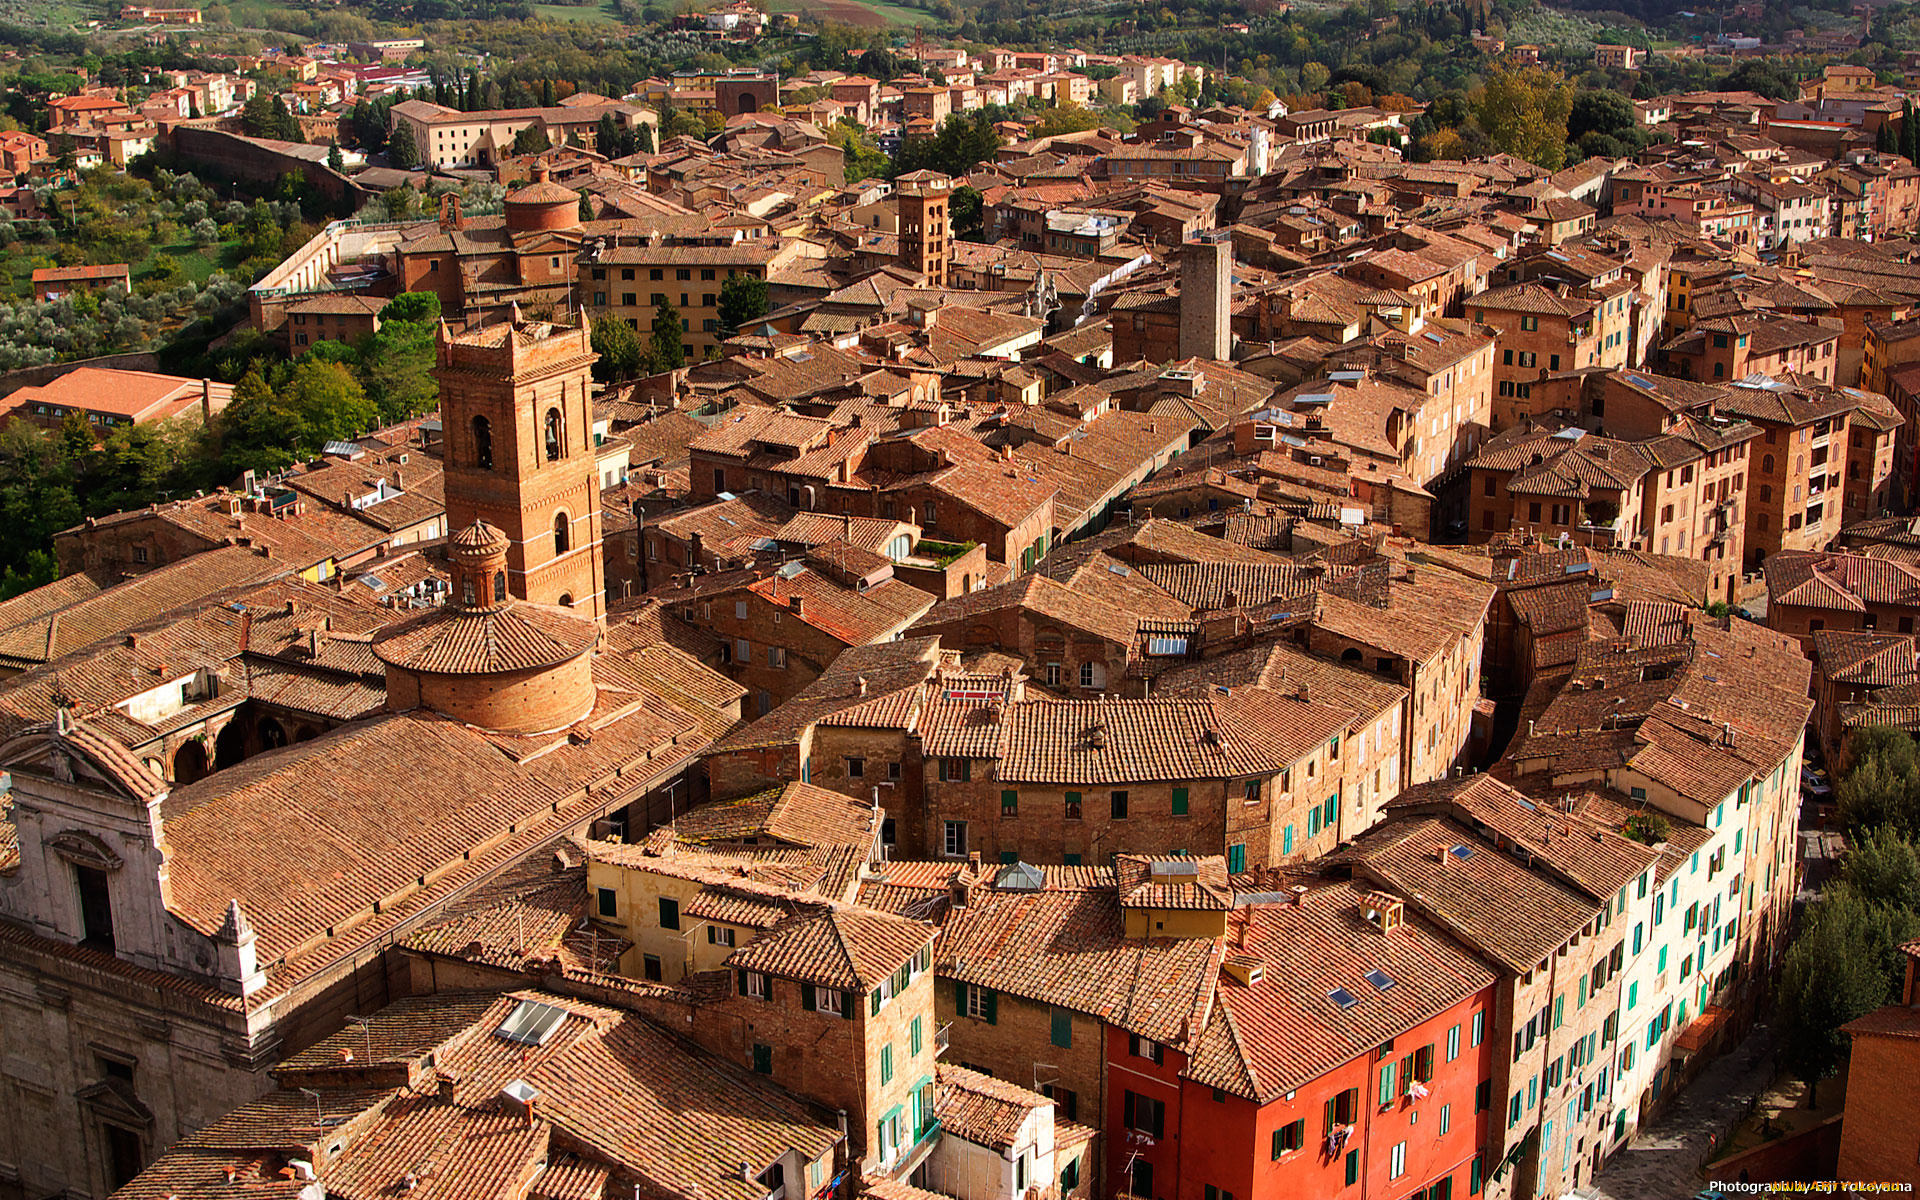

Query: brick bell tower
left=435, top=307, right=606, bottom=620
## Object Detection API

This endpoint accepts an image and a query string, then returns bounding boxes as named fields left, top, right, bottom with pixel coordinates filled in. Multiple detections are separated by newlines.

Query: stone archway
left=213, top=721, right=247, bottom=770
left=258, top=717, right=287, bottom=750
left=172, top=740, right=208, bottom=785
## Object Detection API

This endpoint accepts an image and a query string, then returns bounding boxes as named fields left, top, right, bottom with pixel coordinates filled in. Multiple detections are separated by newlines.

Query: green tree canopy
left=891, top=111, right=1003, bottom=180
left=591, top=314, right=643, bottom=382
left=1777, top=885, right=1913, bottom=1104
left=387, top=128, right=420, bottom=169
left=1838, top=726, right=1920, bottom=837
left=1568, top=89, right=1635, bottom=142
left=648, top=299, right=685, bottom=372
left=716, top=272, right=769, bottom=340
left=1476, top=67, right=1574, bottom=171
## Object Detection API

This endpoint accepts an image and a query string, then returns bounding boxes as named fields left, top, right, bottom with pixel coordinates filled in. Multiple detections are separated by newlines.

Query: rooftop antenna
left=344, top=1014, right=374, bottom=1062
left=298, top=1086, right=323, bottom=1125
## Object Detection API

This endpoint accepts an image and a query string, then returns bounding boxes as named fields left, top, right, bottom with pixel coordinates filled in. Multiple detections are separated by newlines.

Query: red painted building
left=1103, top=874, right=1500, bottom=1200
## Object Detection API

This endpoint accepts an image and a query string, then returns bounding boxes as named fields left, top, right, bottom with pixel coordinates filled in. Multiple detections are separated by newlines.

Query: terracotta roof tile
left=724, top=904, right=933, bottom=990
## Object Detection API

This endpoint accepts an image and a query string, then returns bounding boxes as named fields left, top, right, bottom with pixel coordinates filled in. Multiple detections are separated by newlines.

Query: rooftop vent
left=1223, top=954, right=1266, bottom=986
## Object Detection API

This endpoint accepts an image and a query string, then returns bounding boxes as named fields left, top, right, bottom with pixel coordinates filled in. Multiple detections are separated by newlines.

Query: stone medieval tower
left=435, top=309, right=606, bottom=620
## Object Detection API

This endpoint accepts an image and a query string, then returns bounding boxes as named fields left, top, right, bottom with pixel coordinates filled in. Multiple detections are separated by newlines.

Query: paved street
left=1588, top=1023, right=1780, bottom=1200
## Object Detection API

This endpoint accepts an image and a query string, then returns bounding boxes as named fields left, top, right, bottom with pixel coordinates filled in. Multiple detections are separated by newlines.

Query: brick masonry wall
left=1836, top=1034, right=1920, bottom=1183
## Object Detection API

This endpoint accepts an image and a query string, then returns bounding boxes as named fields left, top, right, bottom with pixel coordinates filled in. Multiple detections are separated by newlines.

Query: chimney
left=1289, top=884, right=1308, bottom=906
left=790, top=595, right=805, bottom=617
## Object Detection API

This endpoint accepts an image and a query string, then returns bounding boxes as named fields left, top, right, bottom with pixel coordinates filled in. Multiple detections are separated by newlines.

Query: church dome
left=369, top=521, right=599, bottom=734
left=504, top=164, right=582, bottom=233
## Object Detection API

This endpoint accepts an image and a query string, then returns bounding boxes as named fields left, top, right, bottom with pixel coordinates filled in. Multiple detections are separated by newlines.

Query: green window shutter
left=1171, top=787, right=1189, bottom=815
left=911, top=1017, right=922, bottom=1056
left=706, top=925, right=716, bottom=944
left=1002, top=788, right=1018, bottom=814
left=1345, top=1150, right=1359, bottom=1186
left=1228, top=843, right=1246, bottom=872
left=1470, top=1156, right=1483, bottom=1195
left=1378, top=1061, right=1396, bottom=1107
left=871, top=988, right=882, bottom=1017
left=955, top=980, right=969, bottom=1014
left=1051, top=1007, right=1072, bottom=1049
left=1325, top=795, right=1337, bottom=825
left=1271, top=1127, right=1282, bottom=1160
left=842, top=990, right=856, bottom=1020
left=984, top=988, right=998, bottom=1024
left=1283, top=824, right=1294, bottom=854
left=1554, top=995, right=1565, bottom=1028
left=802, top=983, right=816, bottom=1012
left=736, top=969, right=748, bottom=996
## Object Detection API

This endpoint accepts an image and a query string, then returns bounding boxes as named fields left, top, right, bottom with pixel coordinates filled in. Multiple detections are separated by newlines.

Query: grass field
left=137, top=239, right=249, bottom=286
left=531, top=1, right=623, bottom=21
left=765, top=0, right=939, bottom=26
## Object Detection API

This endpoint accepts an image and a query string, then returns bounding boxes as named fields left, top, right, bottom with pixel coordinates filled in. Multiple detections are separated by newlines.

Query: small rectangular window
left=658, top=897, right=680, bottom=930
left=596, top=887, right=617, bottom=917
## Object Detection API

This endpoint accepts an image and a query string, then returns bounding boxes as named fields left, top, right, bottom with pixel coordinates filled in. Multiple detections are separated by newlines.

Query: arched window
left=472, top=415, right=494, bottom=470
left=545, top=407, right=564, bottom=462
left=495, top=570, right=507, bottom=601
left=258, top=718, right=287, bottom=750
left=553, top=511, right=571, bottom=555
left=1763, top=454, right=1774, bottom=474
left=1760, top=484, right=1772, bottom=502
left=558, top=593, right=574, bottom=608
left=463, top=578, right=476, bottom=605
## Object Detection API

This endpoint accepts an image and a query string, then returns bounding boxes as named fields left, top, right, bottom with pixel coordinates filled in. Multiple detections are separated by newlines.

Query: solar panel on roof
left=1108, top=562, right=1132, bottom=576
left=1449, top=844, right=1473, bottom=860
left=777, top=561, right=804, bottom=578
left=1364, top=968, right=1396, bottom=991
left=1515, top=796, right=1537, bottom=811
left=1329, top=987, right=1360, bottom=1010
